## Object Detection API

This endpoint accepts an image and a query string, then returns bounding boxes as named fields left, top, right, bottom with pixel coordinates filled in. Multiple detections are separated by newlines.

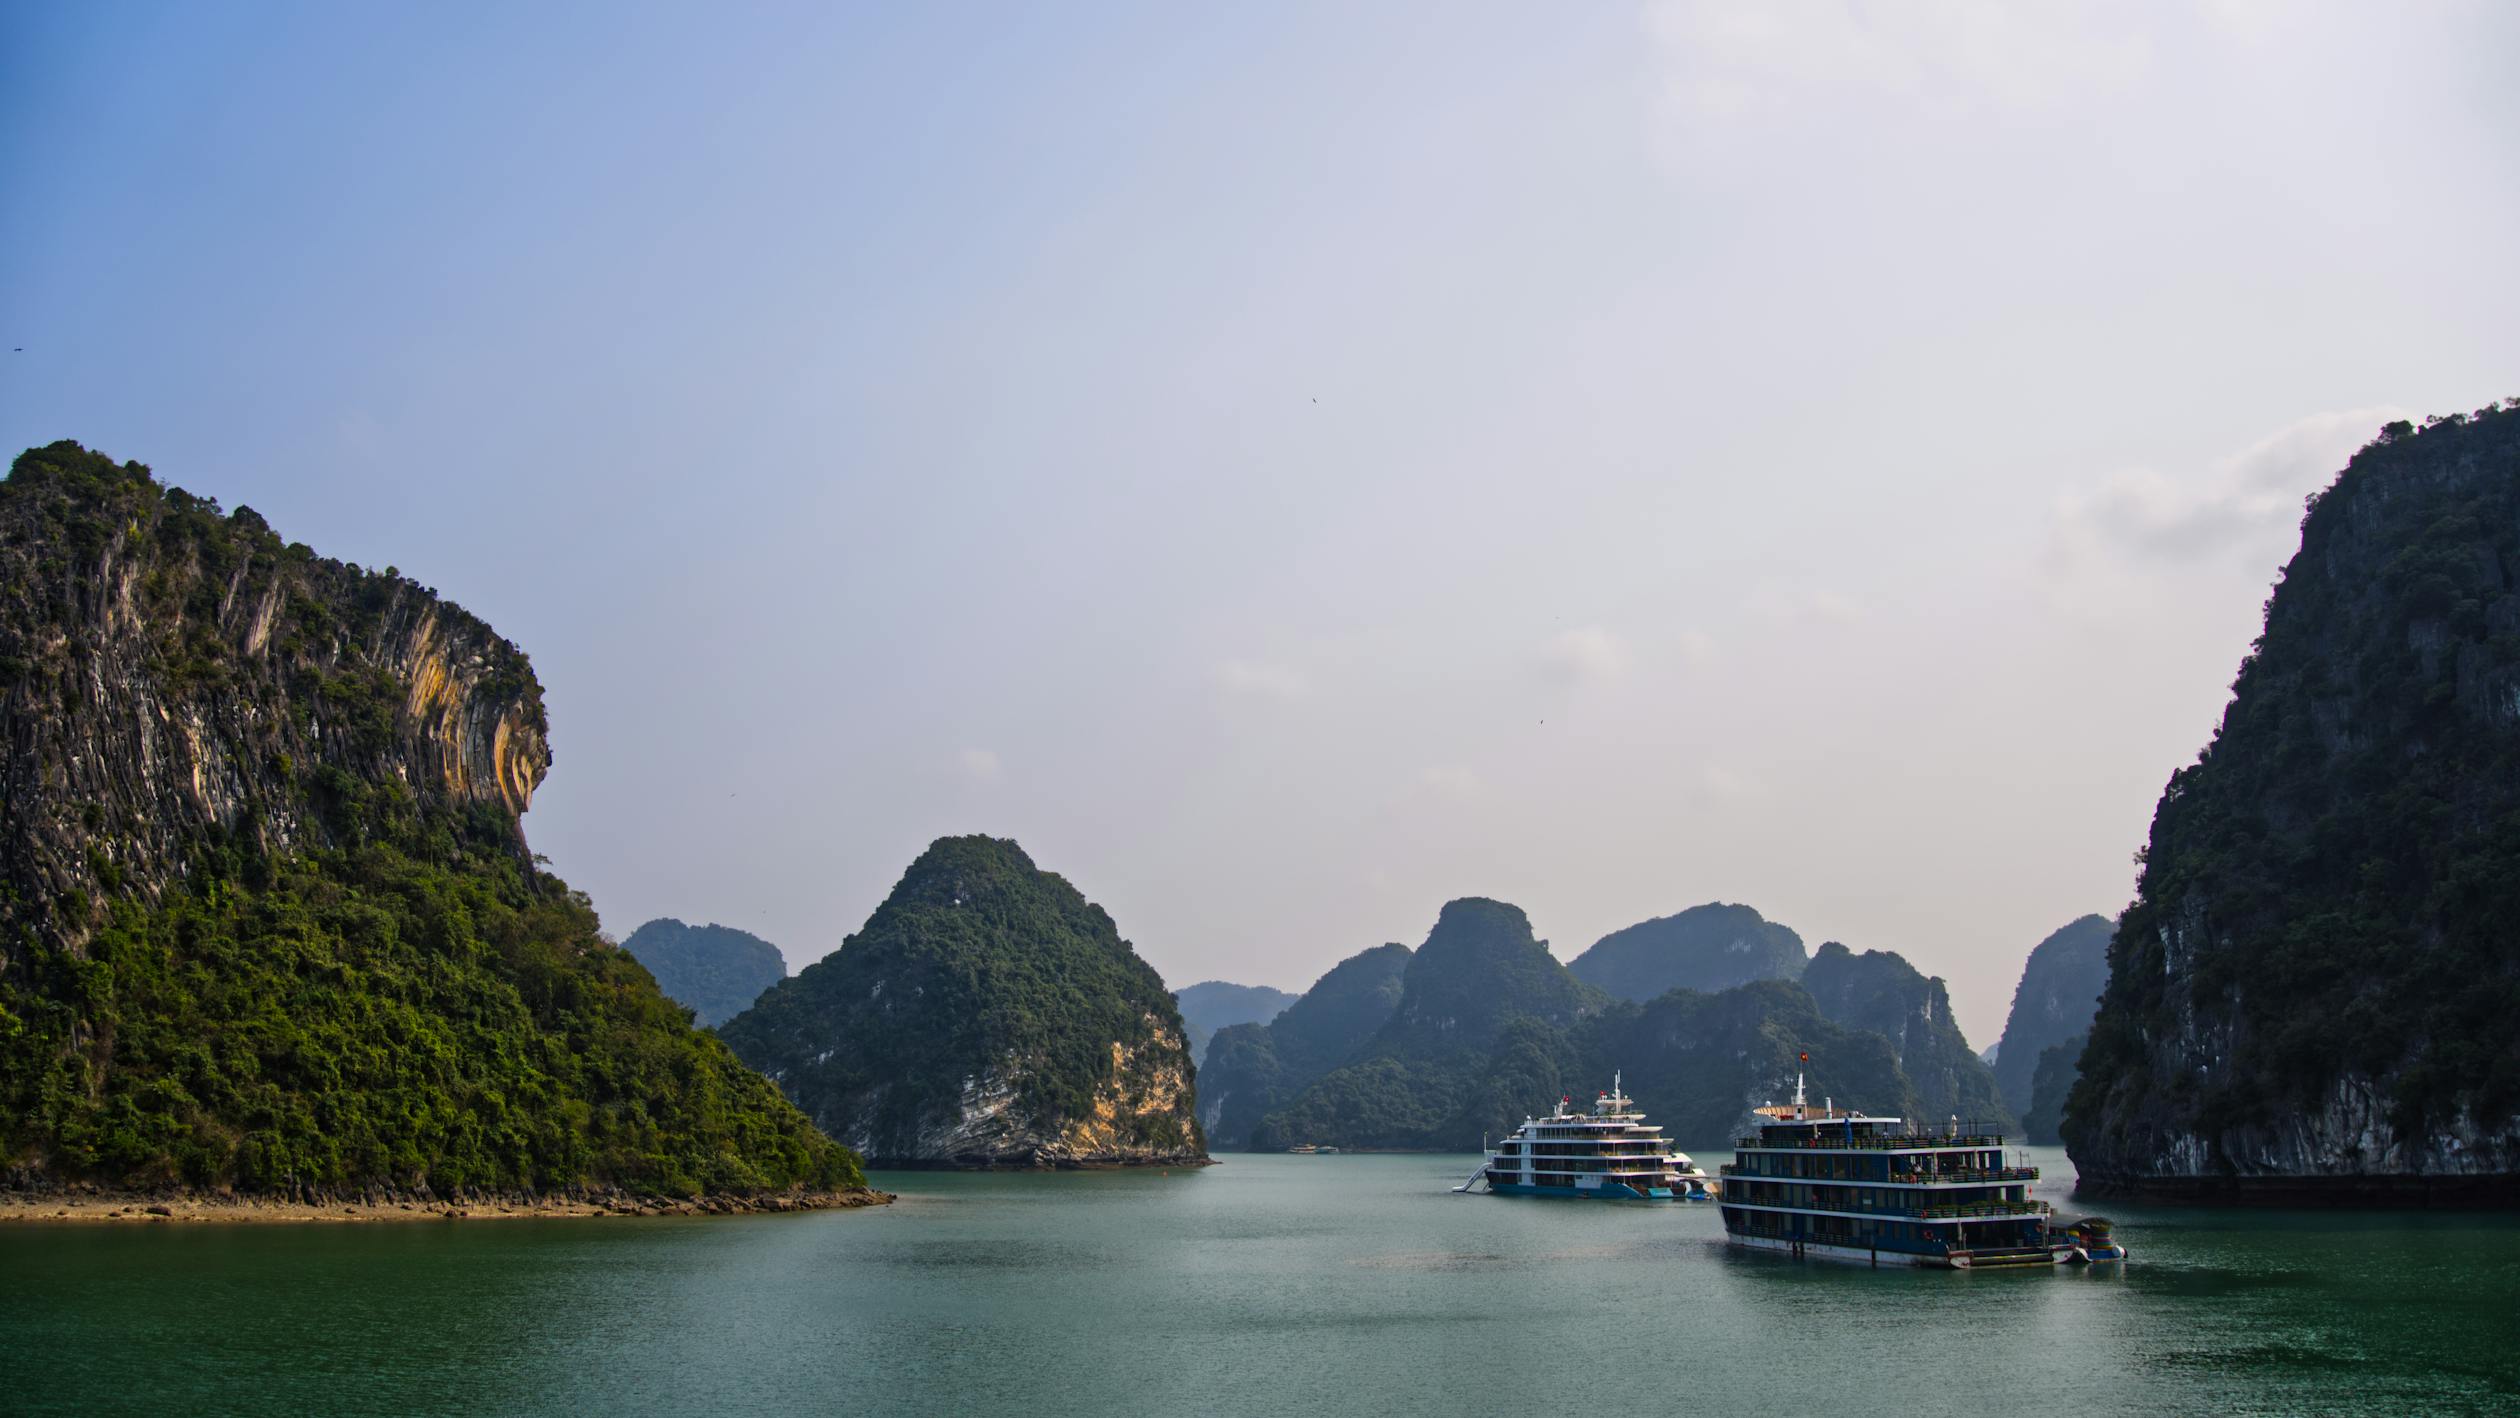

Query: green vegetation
left=2069, top=403, right=2520, bottom=1174
left=1990, top=914, right=2112, bottom=1119
left=1252, top=900, right=1603, bottom=1150
left=1584, top=982, right=1921, bottom=1145
left=0, top=441, right=862, bottom=1199
left=1, top=833, right=858, bottom=1196
left=717, top=835, right=1205, bottom=1164
left=620, top=918, right=788, bottom=1028
left=2023, top=1034, right=2084, bottom=1146
left=1199, top=942, right=1411, bottom=1147
left=1172, top=980, right=1298, bottom=1064
left=1241, top=899, right=1934, bottom=1151
left=1566, top=902, right=1808, bottom=1001
left=1802, top=941, right=2012, bottom=1130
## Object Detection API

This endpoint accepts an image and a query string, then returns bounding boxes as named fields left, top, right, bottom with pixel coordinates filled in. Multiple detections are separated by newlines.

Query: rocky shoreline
left=868, top=1153, right=1215, bottom=1171
left=2073, top=1172, right=2519, bottom=1209
left=0, top=1185, right=894, bottom=1224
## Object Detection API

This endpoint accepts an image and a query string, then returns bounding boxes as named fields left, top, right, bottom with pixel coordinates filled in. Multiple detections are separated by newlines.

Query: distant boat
left=1455, top=1073, right=1709, bottom=1200
left=1286, top=1144, right=1321, bottom=1155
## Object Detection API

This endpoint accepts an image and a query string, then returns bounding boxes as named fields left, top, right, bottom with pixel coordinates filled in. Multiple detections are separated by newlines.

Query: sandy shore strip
left=0, top=1187, right=894, bottom=1224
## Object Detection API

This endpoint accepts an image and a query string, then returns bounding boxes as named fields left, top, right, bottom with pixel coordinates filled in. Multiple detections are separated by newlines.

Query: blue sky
left=6, top=2, right=2516, bottom=1041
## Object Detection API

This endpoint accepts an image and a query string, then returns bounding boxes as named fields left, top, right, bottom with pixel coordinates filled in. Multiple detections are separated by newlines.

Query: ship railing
left=1887, top=1168, right=2039, bottom=1184
left=1733, top=1132, right=2009, bottom=1151
left=1701, top=1191, right=2050, bottom=1221
left=1718, top=1165, right=2038, bottom=1185
left=1916, top=1200, right=2050, bottom=1220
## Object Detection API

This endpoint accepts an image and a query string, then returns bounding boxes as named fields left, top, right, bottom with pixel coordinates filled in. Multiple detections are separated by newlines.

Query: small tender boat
left=2058, top=1216, right=2127, bottom=1262
left=1456, top=1074, right=1704, bottom=1200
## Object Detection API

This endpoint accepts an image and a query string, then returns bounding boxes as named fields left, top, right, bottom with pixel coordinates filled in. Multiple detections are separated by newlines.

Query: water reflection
left=4, top=1151, right=2515, bottom=1418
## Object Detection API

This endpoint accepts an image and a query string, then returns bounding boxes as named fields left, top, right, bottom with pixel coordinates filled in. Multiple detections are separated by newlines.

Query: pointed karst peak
left=1991, top=914, right=2116, bottom=1120
left=1421, top=897, right=1543, bottom=955
left=718, top=834, right=1202, bottom=1167
left=1379, top=897, right=1603, bottom=1045
left=897, top=833, right=1042, bottom=888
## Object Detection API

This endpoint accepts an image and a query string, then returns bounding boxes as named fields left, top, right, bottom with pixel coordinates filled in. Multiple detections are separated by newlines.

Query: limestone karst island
left=5, top=6, right=2517, bottom=1414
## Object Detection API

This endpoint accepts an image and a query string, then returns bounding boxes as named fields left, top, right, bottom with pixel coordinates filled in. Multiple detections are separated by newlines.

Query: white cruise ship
left=1456, top=1075, right=1713, bottom=1200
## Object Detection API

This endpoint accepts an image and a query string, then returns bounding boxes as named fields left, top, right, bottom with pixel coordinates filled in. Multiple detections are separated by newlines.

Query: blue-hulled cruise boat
left=1718, top=1071, right=2072, bottom=1268
left=1456, top=1075, right=1712, bottom=1200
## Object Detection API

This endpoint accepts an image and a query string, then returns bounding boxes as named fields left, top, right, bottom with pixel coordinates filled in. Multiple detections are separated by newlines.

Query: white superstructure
left=1456, top=1073, right=1712, bottom=1200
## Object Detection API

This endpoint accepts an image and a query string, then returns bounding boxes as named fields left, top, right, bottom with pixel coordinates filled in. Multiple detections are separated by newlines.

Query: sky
left=4, top=2, right=2515, bottom=1045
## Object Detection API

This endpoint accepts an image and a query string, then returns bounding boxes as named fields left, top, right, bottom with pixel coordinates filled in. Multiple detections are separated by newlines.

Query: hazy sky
left=6, top=3, right=2515, bottom=1044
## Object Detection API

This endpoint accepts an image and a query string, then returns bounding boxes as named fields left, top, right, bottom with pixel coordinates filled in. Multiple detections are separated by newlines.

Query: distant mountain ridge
left=1173, top=980, right=1297, bottom=1065
left=621, top=918, right=788, bottom=1027
left=1198, top=944, right=1411, bottom=1146
left=1226, top=898, right=1970, bottom=1151
left=1251, top=900, right=1605, bottom=1150
left=1802, top=942, right=2012, bottom=1131
left=1567, top=903, right=1807, bottom=1000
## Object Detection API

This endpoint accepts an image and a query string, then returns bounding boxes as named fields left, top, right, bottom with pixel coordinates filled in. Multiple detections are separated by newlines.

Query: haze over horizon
left=5, top=3, right=2514, bottom=1044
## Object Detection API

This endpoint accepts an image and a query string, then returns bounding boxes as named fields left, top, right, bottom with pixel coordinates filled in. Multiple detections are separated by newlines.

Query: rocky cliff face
left=2067, top=406, right=2520, bottom=1202
left=0, top=443, right=860, bottom=1199
left=1566, top=902, right=1807, bottom=1001
left=718, top=835, right=1207, bottom=1167
left=0, top=444, right=546, bottom=950
left=1802, top=941, right=2011, bottom=1130
left=1990, top=915, right=2113, bottom=1118
left=620, top=919, right=788, bottom=1027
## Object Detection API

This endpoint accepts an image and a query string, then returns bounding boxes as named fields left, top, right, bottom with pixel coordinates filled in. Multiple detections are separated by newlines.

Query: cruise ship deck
left=1718, top=1074, right=2065, bottom=1268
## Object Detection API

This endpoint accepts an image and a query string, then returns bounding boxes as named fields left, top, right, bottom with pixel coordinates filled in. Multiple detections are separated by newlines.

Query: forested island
left=719, top=835, right=1209, bottom=1168
left=620, top=918, right=788, bottom=1027
left=1173, top=980, right=1297, bottom=1065
left=0, top=443, right=878, bottom=1216
left=1201, top=897, right=2015, bottom=1151
left=2065, top=405, right=2520, bottom=1203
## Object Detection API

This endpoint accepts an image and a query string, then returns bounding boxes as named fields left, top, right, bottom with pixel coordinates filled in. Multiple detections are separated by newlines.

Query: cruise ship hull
left=1489, top=1181, right=1673, bottom=1200
left=1726, top=1233, right=2072, bottom=1269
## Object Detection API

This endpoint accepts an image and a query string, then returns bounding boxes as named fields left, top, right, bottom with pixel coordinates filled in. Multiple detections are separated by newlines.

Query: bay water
left=7, top=1148, right=2516, bottom=1416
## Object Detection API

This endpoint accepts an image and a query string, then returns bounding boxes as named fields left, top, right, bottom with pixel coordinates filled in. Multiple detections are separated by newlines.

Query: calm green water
left=6, top=1148, right=2516, bottom=1416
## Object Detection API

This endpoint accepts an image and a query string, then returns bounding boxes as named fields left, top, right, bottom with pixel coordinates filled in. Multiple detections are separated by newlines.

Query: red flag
left=1799, top=1052, right=1808, bottom=1062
